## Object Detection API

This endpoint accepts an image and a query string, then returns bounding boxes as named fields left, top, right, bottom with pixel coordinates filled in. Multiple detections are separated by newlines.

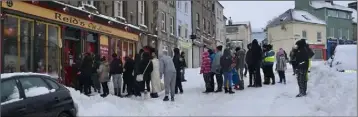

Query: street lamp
left=190, top=34, right=197, bottom=68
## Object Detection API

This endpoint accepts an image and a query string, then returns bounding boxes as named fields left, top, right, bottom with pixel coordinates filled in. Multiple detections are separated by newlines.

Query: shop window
left=123, top=41, right=128, bottom=58
left=128, top=43, right=133, bottom=58
left=47, top=25, right=60, bottom=77
left=3, top=16, right=18, bottom=73
left=19, top=19, right=34, bottom=72
left=34, top=23, right=46, bottom=73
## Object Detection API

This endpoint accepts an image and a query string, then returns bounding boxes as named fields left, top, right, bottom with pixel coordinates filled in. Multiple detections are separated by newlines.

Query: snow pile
left=333, top=45, right=357, bottom=70
left=292, top=10, right=326, bottom=25
left=24, top=87, right=54, bottom=97
left=305, top=64, right=357, bottom=116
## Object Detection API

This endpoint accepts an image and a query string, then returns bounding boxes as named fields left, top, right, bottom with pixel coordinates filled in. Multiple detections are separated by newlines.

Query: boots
left=163, top=96, right=169, bottom=101
left=150, top=93, right=159, bottom=98
left=171, top=96, right=175, bottom=101
left=228, top=88, right=235, bottom=94
left=224, top=88, right=228, bottom=93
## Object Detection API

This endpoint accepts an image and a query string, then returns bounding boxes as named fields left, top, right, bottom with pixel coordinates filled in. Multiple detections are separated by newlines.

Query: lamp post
left=190, top=34, right=196, bottom=68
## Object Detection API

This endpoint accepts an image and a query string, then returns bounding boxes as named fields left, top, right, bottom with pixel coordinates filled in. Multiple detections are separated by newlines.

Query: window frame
left=161, top=12, right=166, bottom=32
left=137, top=1, right=145, bottom=25
left=196, top=13, right=200, bottom=28
left=338, top=28, right=342, bottom=39
left=317, top=32, right=322, bottom=42
left=184, top=2, right=188, bottom=13
left=302, top=30, right=307, bottom=39
left=17, top=76, right=52, bottom=98
left=170, top=16, right=174, bottom=35
left=114, top=1, right=123, bottom=18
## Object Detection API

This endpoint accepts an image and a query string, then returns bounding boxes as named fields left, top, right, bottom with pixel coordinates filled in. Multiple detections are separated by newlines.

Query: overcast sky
left=220, top=1, right=354, bottom=31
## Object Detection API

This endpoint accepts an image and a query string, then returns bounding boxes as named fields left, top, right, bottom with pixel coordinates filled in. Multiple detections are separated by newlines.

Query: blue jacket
left=209, top=54, right=215, bottom=64
left=263, top=50, right=275, bottom=66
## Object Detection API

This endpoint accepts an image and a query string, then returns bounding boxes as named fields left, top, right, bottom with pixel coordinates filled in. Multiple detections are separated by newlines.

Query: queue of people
left=68, top=46, right=187, bottom=101
left=200, top=39, right=314, bottom=97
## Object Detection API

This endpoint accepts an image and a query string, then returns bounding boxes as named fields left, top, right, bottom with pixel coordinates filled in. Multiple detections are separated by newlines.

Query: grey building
left=191, top=0, right=216, bottom=68
left=146, top=1, right=177, bottom=56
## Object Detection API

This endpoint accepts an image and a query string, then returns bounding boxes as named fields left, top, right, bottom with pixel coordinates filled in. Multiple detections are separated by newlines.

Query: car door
left=1, top=78, right=32, bottom=117
left=42, top=76, right=73, bottom=116
left=17, top=76, right=54, bottom=117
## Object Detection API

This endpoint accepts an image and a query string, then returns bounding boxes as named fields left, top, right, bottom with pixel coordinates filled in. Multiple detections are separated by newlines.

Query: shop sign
left=2, top=1, right=139, bottom=41
left=100, top=45, right=108, bottom=59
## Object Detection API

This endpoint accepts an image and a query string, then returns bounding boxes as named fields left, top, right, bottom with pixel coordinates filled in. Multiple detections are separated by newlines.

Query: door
left=1, top=78, right=34, bottom=117
left=17, top=76, right=56, bottom=117
left=64, top=40, right=80, bottom=86
left=42, top=77, right=73, bottom=116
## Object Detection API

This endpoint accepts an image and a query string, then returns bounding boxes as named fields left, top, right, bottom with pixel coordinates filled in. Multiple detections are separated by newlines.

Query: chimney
left=228, top=17, right=233, bottom=25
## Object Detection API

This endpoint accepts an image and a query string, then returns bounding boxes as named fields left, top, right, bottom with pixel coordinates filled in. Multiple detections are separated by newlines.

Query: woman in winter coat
left=220, top=48, right=235, bottom=94
left=276, top=48, right=287, bottom=84
left=97, top=56, right=110, bottom=97
left=137, top=52, right=153, bottom=96
left=150, top=48, right=161, bottom=98
left=200, top=51, right=213, bottom=93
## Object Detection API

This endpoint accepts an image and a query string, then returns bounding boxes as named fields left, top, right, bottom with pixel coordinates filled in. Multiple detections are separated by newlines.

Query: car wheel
left=58, top=112, right=71, bottom=117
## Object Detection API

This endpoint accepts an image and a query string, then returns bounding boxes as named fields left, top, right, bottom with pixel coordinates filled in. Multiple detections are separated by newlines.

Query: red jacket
left=200, top=51, right=211, bottom=74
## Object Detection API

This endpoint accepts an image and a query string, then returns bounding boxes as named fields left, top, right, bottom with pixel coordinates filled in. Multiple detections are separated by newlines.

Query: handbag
left=136, top=61, right=151, bottom=82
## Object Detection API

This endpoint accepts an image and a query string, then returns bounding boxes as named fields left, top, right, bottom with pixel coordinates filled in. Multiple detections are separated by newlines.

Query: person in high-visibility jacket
left=262, top=44, right=276, bottom=85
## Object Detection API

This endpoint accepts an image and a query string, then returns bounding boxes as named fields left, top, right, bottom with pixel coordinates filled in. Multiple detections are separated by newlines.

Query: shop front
left=1, top=1, right=139, bottom=83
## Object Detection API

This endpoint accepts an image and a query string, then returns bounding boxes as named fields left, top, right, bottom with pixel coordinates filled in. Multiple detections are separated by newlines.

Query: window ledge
left=83, top=4, right=97, bottom=10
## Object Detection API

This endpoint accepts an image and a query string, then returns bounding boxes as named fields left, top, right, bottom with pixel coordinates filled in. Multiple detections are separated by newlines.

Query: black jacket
left=294, top=39, right=313, bottom=70
left=123, top=57, right=135, bottom=78
left=110, top=58, right=123, bottom=75
left=138, top=52, right=153, bottom=80
left=134, top=53, right=142, bottom=75
left=245, top=49, right=253, bottom=66
left=180, top=56, right=187, bottom=68
left=251, top=39, right=263, bottom=65
left=220, top=49, right=233, bottom=73
left=80, top=56, right=93, bottom=76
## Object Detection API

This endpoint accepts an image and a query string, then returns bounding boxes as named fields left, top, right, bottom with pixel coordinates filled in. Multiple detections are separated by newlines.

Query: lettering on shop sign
left=54, top=13, right=112, bottom=34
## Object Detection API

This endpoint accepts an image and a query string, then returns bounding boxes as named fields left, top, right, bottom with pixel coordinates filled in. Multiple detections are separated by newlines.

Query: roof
left=310, top=1, right=357, bottom=23
left=266, top=9, right=325, bottom=28
left=310, top=1, right=353, bottom=12
left=1, top=73, right=51, bottom=79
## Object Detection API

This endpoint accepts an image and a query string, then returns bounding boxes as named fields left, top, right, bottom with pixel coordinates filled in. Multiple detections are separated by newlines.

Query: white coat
left=151, top=58, right=163, bottom=93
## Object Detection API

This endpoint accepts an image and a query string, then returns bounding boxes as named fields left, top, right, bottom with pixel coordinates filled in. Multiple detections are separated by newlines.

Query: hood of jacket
left=223, top=48, right=232, bottom=58
left=173, top=48, right=180, bottom=55
left=295, top=39, right=307, bottom=49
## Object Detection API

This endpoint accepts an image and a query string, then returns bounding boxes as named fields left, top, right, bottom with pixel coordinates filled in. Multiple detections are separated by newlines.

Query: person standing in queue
left=173, top=48, right=184, bottom=94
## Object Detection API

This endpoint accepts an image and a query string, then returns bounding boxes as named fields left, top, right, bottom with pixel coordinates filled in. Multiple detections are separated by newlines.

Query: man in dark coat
left=123, top=56, right=135, bottom=97
left=290, top=47, right=297, bottom=75
left=246, top=43, right=255, bottom=87
left=173, top=48, right=184, bottom=94
left=293, top=39, right=314, bottom=97
left=180, top=52, right=187, bottom=82
left=78, top=53, right=93, bottom=95
left=250, top=39, right=263, bottom=87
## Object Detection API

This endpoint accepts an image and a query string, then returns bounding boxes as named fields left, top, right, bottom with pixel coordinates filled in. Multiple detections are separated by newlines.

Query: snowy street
left=69, top=61, right=356, bottom=116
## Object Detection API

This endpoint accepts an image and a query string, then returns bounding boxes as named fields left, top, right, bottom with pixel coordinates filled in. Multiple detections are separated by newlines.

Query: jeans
left=223, top=72, right=233, bottom=89
left=101, top=82, right=109, bottom=95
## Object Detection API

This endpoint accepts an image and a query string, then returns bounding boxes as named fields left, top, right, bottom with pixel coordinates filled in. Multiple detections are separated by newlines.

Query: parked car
left=329, top=45, right=357, bottom=72
left=1, top=73, right=77, bottom=117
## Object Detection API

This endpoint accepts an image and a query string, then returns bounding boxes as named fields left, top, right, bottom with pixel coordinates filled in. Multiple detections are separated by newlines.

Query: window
left=208, top=21, right=211, bottom=33
left=338, top=11, right=348, bottom=19
left=138, top=1, right=145, bottom=25
left=328, top=10, right=338, bottom=17
left=44, top=79, right=60, bottom=90
left=347, top=29, right=350, bottom=40
left=178, top=25, right=182, bottom=37
left=196, top=13, right=200, bottom=28
left=115, top=1, right=123, bottom=18
left=170, top=17, right=174, bottom=34
left=1, top=79, right=20, bottom=103
left=203, top=18, right=206, bottom=30
left=338, top=28, right=342, bottom=38
left=19, top=77, right=51, bottom=97
left=3, top=16, right=19, bottom=73
left=20, top=19, right=33, bottom=72
left=177, top=1, right=181, bottom=9
left=82, top=1, right=94, bottom=6
left=302, top=30, right=307, bottom=39
left=330, top=28, right=334, bottom=37
left=48, top=25, right=60, bottom=77
left=317, top=32, right=322, bottom=42
left=185, top=28, right=188, bottom=38
left=184, top=2, right=188, bottom=13
left=161, top=12, right=166, bottom=32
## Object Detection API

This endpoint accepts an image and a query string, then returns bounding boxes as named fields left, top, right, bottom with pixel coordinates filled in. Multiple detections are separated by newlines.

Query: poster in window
left=99, top=35, right=109, bottom=59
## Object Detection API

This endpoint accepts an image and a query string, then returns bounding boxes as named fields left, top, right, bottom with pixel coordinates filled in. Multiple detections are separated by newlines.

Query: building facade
left=0, top=1, right=141, bottom=79
left=267, top=9, right=327, bottom=60
left=215, top=1, right=225, bottom=46
left=176, top=1, right=192, bottom=68
left=295, top=0, right=356, bottom=58
left=225, top=18, right=252, bottom=50
left=191, top=0, right=216, bottom=68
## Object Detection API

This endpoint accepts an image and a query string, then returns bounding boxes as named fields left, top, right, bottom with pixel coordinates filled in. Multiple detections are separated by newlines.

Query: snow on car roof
left=1, top=72, right=51, bottom=79
left=292, top=10, right=326, bottom=25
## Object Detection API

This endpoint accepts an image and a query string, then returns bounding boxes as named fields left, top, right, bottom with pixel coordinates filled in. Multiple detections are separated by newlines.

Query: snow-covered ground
left=68, top=61, right=357, bottom=116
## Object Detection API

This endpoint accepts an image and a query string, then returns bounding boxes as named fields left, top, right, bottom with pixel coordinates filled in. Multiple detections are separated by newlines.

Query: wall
left=293, top=22, right=326, bottom=46
left=157, top=1, right=176, bottom=56
left=215, top=1, right=225, bottom=46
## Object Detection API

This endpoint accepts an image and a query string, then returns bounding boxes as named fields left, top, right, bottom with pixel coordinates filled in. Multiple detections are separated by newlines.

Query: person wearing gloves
left=149, top=48, right=161, bottom=98
left=159, top=51, right=177, bottom=101
left=200, top=50, right=213, bottom=93
left=97, top=56, right=110, bottom=97
left=276, top=48, right=287, bottom=84
left=220, top=48, right=235, bottom=94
